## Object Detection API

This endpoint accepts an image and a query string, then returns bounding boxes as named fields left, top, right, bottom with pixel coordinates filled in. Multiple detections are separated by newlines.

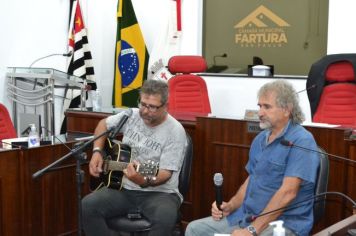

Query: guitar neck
left=105, top=161, right=129, bottom=171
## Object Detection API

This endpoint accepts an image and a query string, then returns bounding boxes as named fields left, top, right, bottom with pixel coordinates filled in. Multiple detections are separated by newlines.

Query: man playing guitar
left=82, top=79, right=187, bottom=236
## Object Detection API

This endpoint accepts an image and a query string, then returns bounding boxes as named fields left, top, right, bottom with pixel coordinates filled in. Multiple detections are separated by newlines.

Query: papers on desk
left=302, top=121, right=341, bottom=128
left=244, top=109, right=259, bottom=121
left=350, top=130, right=356, bottom=140
left=1, top=137, right=28, bottom=149
left=74, top=135, right=94, bottom=141
left=113, top=107, right=128, bottom=114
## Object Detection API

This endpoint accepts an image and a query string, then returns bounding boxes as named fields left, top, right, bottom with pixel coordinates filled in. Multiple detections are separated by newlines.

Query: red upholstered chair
left=0, top=103, right=17, bottom=142
left=167, top=55, right=211, bottom=114
left=307, top=54, right=356, bottom=126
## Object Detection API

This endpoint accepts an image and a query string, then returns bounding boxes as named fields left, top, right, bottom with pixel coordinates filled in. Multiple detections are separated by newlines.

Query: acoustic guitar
left=90, top=139, right=159, bottom=191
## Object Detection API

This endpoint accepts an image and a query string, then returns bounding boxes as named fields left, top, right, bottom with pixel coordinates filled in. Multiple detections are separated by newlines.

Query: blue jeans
left=82, top=187, right=181, bottom=236
left=185, top=216, right=297, bottom=236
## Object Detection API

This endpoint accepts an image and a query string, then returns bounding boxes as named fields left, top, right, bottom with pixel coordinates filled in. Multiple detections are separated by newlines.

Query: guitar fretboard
left=105, top=161, right=128, bottom=171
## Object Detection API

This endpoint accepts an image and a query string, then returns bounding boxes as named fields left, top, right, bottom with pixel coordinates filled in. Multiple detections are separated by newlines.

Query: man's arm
left=124, top=165, right=172, bottom=187
left=88, top=118, right=108, bottom=177
left=244, top=176, right=302, bottom=235
left=212, top=176, right=250, bottom=220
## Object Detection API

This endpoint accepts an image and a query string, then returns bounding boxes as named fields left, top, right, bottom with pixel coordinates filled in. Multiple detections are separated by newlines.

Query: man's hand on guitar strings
left=89, top=153, right=103, bottom=177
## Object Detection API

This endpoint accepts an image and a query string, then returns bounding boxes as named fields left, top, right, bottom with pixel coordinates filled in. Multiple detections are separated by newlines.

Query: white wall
left=0, top=0, right=202, bottom=107
left=0, top=0, right=202, bottom=133
left=0, top=0, right=69, bottom=106
left=0, top=0, right=355, bottom=132
left=327, top=0, right=356, bottom=54
left=203, top=76, right=311, bottom=121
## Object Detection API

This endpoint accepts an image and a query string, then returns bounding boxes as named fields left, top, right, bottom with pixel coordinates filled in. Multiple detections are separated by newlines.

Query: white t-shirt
left=106, top=108, right=187, bottom=202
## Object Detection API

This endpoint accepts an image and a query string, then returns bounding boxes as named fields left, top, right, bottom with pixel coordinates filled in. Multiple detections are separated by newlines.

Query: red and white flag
left=148, top=0, right=182, bottom=81
left=60, top=0, right=96, bottom=133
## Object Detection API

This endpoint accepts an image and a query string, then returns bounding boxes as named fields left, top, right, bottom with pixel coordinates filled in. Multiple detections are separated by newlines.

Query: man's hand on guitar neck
left=89, top=152, right=104, bottom=177
left=123, top=161, right=147, bottom=186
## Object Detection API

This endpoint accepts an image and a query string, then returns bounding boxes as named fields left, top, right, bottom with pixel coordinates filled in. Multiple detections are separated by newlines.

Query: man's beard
left=259, top=120, right=272, bottom=130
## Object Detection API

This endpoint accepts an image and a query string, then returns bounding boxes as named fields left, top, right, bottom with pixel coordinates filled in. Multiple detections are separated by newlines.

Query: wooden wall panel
left=0, top=149, right=21, bottom=236
left=0, top=142, right=91, bottom=236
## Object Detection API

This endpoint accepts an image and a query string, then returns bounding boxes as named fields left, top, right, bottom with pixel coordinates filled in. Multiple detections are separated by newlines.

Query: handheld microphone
left=108, top=109, right=133, bottom=139
left=214, top=172, right=224, bottom=210
left=280, top=139, right=356, bottom=164
left=245, top=191, right=356, bottom=223
left=296, top=84, right=317, bottom=94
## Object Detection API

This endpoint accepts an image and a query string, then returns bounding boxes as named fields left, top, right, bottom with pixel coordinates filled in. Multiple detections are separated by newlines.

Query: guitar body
left=90, top=139, right=159, bottom=191
left=102, top=140, right=132, bottom=189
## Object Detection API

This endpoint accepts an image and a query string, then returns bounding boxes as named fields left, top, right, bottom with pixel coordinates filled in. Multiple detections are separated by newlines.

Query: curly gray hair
left=257, top=80, right=305, bottom=124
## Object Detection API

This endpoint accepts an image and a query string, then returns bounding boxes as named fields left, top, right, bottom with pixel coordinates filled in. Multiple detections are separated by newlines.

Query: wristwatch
left=140, top=176, right=157, bottom=188
left=92, top=147, right=105, bottom=157
left=246, top=225, right=258, bottom=236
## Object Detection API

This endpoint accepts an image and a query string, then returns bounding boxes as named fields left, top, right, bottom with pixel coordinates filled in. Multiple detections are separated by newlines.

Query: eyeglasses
left=138, top=101, right=164, bottom=112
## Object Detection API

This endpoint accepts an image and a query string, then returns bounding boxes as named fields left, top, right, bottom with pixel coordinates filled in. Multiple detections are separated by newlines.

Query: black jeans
left=82, top=187, right=181, bottom=236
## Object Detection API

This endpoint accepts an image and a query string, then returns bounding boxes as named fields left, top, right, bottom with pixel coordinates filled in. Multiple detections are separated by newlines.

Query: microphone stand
left=29, top=52, right=72, bottom=90
left=206, top=53, right=228, bottom=73
left=32, top=128, right=111, bottom=236
left=247, top=191, right=356, bottom=223
left=284, top=141, right=356, bottom=164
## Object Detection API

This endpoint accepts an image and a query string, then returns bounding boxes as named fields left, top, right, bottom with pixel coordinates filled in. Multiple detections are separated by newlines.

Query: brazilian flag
left=113, top=0, right=149, bottom=107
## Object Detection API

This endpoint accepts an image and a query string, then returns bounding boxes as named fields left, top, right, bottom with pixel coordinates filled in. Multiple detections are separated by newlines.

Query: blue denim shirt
left=226, top=121, right=320, bottom=236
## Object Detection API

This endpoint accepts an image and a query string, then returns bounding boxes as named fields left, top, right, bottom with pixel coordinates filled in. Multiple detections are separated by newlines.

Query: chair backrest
left=167, top=55, right=211, bottom=114
left=312, top=83, right=356, bottom=126
left=307, top=54, right=356, bottom=126
left=313, top=147, right=329, bottom=223
left=178, top=133, right=193, bottom=197
left=0, top=103, right=17, bottom=141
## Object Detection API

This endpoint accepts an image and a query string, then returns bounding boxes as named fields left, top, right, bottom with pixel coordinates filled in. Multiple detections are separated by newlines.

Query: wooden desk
left=0, top=142, right=91, bottom=236
left=313, top=214, right=356, bottom=236
left=65, top=109, right=356, bottom=233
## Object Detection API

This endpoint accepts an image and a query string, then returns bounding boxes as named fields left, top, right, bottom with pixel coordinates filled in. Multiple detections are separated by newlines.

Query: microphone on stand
left=206, top=53, right=228, bottom=73
left=41, top=126, right=73, bottom=152
left=29, top=51, right=73, bottom=68
left=245, top=191, right=356, bottom=223
left=296, top=84, right=317, bottom=94
left=108, top=109, right=133, bottom=139
left=214, top=173, right=224, bottom=210
left=29, top=51, right=73, bottom=89
left=280, top=139, right=356, bottom=164
left=278, top=139, right=356, bottom=230
left=213, top=53, right=227, bottom=66
left=21, top=125, right=32, bottom=136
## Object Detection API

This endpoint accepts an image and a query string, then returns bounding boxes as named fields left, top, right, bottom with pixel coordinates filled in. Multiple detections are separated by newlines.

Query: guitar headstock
left=136, top=160, right=159, bottom=177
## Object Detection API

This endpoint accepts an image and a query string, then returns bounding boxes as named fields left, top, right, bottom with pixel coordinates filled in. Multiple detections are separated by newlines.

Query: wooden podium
left=6, top=67, right=87, bottom=138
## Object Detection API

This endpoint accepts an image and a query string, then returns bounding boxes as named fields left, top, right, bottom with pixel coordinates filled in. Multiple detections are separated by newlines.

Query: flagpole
left=63, top=1, right=96, bottom=234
